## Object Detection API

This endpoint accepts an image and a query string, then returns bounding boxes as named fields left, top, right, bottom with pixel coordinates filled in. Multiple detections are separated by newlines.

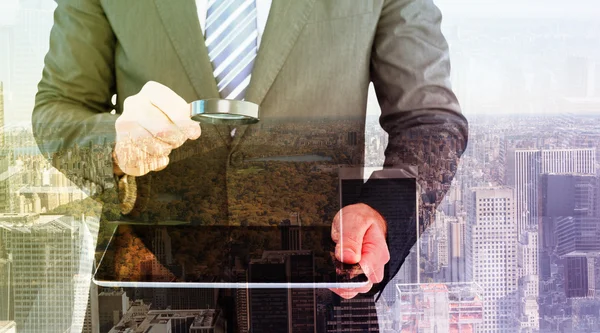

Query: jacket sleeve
left=357, top=0, right=469, bottom=298
left=32, top=0, right=119, bottom=200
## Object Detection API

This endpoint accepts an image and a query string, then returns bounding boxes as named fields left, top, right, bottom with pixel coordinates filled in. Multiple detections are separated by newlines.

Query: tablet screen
left=94, top=224, right=368, bottom=286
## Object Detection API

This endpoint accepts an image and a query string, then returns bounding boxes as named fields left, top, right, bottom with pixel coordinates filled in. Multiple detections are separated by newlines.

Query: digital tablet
left=93, top=166, right=417, bottom=289
left=93, top=223, right=369, bottom=288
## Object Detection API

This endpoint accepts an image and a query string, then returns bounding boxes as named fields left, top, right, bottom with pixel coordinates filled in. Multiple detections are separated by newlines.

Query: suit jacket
left=32, top=0, right=469, bottom=297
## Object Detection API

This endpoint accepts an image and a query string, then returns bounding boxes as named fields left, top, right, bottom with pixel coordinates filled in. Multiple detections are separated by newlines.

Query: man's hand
left=114, top=81, right=201, bottom=176
left=329, top=203, right=390, bottom=299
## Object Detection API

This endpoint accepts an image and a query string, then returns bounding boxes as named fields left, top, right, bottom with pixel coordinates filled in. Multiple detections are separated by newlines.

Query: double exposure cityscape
left=1, top=1, right=600, bottom=332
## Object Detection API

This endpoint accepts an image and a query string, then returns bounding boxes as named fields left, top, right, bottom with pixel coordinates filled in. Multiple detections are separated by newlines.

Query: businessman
left=33, top=0, right=468, bottom=331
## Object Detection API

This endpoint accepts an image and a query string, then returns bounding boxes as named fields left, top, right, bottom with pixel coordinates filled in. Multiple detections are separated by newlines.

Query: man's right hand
left=114, top=81, right=201, bottom=176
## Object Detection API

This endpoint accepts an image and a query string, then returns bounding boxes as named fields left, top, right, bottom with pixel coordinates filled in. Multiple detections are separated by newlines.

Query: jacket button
left=230, top=151, right=245, bottom=167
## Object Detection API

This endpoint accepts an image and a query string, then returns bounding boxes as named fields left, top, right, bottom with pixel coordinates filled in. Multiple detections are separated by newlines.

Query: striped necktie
left=205, top=0, right=258, bottom=101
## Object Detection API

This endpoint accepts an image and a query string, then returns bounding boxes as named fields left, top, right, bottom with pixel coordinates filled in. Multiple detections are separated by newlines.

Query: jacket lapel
left=228, top=0, right=316, bottom=149
left=153, top=0, right=316, bottom=149
left=153, top=0, right=219, bottom=100
left=245, top=0, right=317, bottom=105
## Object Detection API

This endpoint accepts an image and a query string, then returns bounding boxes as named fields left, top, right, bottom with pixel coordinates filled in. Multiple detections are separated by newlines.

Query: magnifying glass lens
left=201, top=114, right=247, bottom=120
left=190, top=99, right=260, bottom=125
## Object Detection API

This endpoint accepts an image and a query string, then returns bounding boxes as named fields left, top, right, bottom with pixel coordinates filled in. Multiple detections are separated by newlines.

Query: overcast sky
left=1, top=0, right=599, bottom=124
left=436, top=0, right=600, bottom=19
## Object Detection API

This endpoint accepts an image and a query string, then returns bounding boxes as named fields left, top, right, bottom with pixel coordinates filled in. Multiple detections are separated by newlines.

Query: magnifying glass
left=190, top=99, right=260, bottom=125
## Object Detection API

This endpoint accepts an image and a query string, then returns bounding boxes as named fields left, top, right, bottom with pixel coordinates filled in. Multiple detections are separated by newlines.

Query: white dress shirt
left=196, top=0, right=273, bottom=48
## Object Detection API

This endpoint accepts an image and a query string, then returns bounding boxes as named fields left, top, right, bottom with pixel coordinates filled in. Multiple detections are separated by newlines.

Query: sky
left=436, top=0, right=600, bottom=19
left=1, top=0, right=600, bottom=124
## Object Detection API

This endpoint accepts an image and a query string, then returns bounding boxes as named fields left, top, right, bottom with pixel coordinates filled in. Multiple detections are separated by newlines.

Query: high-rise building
left=517, top=230, right=538, bottom=279
left=510, top=149, right=596, bottom=238
left=98, top=290, right=129, bottom=333
left=516, top=275, right=540, bottom=332
left=540, top=149, right=596, bottom=175
left=516, top=230, right=539, bottom=332
left=430, top=212, right=449, bottom=274
left=539, top=173, right=599, bottom=278
left=538, top=173, right=599, bottom=329
left=0, top=82, right=9, bottom=213
left=510, top=149, right=541, bottom=237
left=0, top=213, right=93, bottom=332
left=563, top=257, right=595, bottom=298
left=233, top=265, right=249, bottom=333
left=248, top=251, right=316, bottom=333
left=540, top=174, right=598, bottom=219
left=280, top=214, right=301, bottom=251
left=555, top=216, right=600, bottom=257
left=447, top=216, right=467, bottom=282
left=326, top=296, right=380, bottom=333
left=82, top=282, right=99, bottom=333
left=0, top=81, right=4, bottom=147
left=248, top=256, right=288, bottom=332
left=466, top=187, right=518, bottom=333
left=0, top=254, right=11, bottom=322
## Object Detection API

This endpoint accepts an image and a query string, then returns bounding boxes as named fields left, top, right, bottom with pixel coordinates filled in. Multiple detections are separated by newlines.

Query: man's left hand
left=329, top=203, right=390, bottom=299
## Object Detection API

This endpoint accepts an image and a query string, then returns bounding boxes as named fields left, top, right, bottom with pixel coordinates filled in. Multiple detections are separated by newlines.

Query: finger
left=331, top=280, right=374, bottom=295
left=359, top=225, right=390, bottom=284
left=331, top=208, right=371, bottom=264
left=147, top=155, right=170, bottom=172
left=140, top=81, right=201, bottom=140
left=114, top=142, right=170, bottom=176
left=120, top=155, right=170, bottom=177
left=123, top=95, right=188, bottom=148
left=329, top=288, right=359, bottom=300
left=137, top=115, right=187, bottom=148
left=114, top=140, right=170, bottom=169
left=116, top=118, right=174, bottom=157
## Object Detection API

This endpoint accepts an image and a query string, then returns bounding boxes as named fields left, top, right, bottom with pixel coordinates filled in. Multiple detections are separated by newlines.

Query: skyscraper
left=466, top=187, right=518, bottom=333
left=555, top=216, right=600, bottom=257
left=539, top=173, right=599, bottom=274
left=326, top=296, right=380, bottom=333
left=0, top=82, right=9, bottom=213
left=82, top=282, right=99, bottom=333
left=516, top=230, right=539, bottom=332
left=98, top=290, right=129, bottom=333
left=447, top=216, right=467, bottom=282
left=511, top=149, right=541, bottom=237
left=0, top=81, right=4, bottom=147
left=0, top=213, right=92, bottom=332
left=563, top=257, right=595, bottom=298
left=538, top=173, right=600, bottom=328
left=511, top=148, right=596, bottom=238
left=248, top=251, right=316, bottom=333
left=233, top=263, right=249, bottom=333
left=0, top=253, right=11, bottom=321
